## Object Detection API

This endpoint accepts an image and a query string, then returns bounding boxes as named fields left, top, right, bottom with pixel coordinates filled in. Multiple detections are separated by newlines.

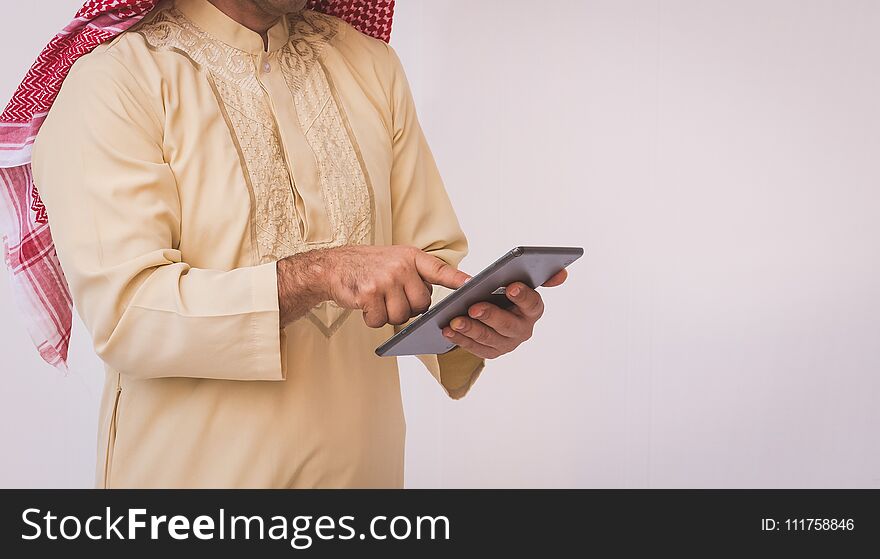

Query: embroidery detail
left=135, top=7, right=375, bottom=335
left=281, top=11, right=374, bottom=253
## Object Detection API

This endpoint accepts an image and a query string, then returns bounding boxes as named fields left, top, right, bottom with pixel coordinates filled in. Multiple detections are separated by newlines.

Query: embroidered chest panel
left=135, top=8, right=375, bottom=335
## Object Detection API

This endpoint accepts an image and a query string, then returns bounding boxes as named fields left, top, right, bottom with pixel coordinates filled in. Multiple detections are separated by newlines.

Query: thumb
left=414, top=252, right=471, bottom=289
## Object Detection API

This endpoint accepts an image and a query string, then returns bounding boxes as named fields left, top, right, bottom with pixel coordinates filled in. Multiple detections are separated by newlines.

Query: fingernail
left=509, top=286, right=521, bottom=297
left=452, top=318, right=466, bottom=331
left=444, top=329, right=455, bottom=338
left=473, top=308, right=486, bottom=319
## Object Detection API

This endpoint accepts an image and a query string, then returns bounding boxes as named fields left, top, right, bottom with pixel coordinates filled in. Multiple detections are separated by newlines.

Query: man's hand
left=324, top=246, right=470, bottom=327
left=440, top=269, right=568, bottom=359
left=277, top=246, right=470, bottom=329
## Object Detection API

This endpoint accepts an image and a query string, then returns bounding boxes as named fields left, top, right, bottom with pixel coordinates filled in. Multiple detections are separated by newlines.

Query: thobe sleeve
left=31, top=52, right=285, bottom=382
left=385, top=44, right=485, bottom=400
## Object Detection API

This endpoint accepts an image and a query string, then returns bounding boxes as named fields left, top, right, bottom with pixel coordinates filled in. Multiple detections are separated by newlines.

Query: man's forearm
left=276, top=250, right=332, bottom=328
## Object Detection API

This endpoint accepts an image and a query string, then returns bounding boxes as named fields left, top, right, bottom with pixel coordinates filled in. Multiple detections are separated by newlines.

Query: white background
left=2, top=0, right=879, bottom=488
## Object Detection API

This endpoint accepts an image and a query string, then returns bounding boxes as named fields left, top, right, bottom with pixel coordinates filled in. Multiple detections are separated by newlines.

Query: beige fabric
left=31, top=0, right=484, bottom=488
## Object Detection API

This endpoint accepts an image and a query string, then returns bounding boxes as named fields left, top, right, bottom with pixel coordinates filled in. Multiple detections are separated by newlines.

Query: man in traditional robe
left=24, top=0, right=567, bottom=488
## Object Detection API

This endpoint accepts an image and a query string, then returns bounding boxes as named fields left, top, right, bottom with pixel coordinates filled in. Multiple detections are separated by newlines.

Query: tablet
left=375, top=246, right=584, bottom=357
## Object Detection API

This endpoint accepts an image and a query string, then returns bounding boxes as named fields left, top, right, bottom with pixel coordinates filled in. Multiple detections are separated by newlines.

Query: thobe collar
left=175, top=0, right=290, bottom=54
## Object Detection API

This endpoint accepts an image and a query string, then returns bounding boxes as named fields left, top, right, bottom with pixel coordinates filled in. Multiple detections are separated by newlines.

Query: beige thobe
left=31, top=0, right=484, bottom=488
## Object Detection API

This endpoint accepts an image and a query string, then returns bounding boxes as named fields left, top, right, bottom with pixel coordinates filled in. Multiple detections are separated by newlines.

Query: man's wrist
left=298, top=248, right=334, bottom=302
left=276, top=250, right=333, bottom=327
left=279, top=248, right=343, bottom=323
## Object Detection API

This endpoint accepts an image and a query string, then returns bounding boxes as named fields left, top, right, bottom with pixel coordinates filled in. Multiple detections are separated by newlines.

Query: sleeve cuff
left=418, top=347, right=485, bottom=400
left=245, top=260, right=286, bottom=381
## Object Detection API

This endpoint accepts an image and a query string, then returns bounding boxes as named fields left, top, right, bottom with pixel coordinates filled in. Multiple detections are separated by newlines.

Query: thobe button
left=262, top=61, right=272, bottom=74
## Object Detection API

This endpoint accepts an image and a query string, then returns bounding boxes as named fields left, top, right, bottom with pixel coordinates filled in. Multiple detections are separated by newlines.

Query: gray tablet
left=375, top=246, right=584, bottom=357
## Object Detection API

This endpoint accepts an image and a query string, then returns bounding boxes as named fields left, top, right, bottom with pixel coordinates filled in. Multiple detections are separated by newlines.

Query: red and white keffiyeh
left=0, top=0, right=395, bottom=372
